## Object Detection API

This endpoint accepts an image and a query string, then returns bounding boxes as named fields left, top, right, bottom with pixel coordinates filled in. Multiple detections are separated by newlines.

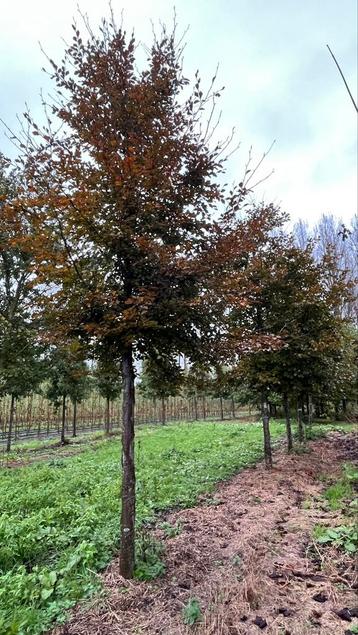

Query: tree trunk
left=307, top=393, right=313, bottom=426
left=105, top=396, right=110, bottom=434
left=231, top=396, right=235, bottom=420
left=161, top=396, right=166, bottom=425
left=297, top=396, right=305, bottom=443
left=219, top=396, right=224, bottom=421
left=334, top=402, right=340, bottom=421
left=60, top=394, right=66, bottom=445
left=283, top=392, right=293, bottom=452
left=6, top=394, right=15, bottom=453
left=202, top=396, right=206, bottom=420
left=72, top=399, right=77, bottom=437
left=261, top=392, right=272, bottom=468
left=194, top=395, right=198, bottom=421
left=120, top=345, right=136, bottom=579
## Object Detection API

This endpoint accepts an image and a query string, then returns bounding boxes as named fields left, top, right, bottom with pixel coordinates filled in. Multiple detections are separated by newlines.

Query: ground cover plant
left=0, top=420, right=289, bottom=635
left=313, top=462, right=358, bottom=554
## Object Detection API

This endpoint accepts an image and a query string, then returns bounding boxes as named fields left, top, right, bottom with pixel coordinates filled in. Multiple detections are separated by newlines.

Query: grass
left=313, top=462, right=358, bottom=554
left=0, top=419, right=285, bottom=635
left=0, top=419, right=353, bottom=634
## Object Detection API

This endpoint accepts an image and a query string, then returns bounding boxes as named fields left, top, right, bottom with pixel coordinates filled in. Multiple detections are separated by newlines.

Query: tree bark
left=120, top=345, right=136, bottom=579
left=261, top=392, right=272, bottom=468
left=283, top=392, right=293, bottom=452
left=219, top=396, right=224, bottom=421
left=307, top=393, right=313, bottom=426
left=161, top=396, right=166, bottom=425
left=297, top=396, right=305, bottom=443
left=60, top=394, right=66, bottom=445
left=194, top=395, right=198, bottom=421
left=6, top=394, right=15, bottom=453
left=202, top=396, right=206, bottom=420
left=105, top=396, right=110, bottom=434
left=72, top=399, right=77, bottom=437
left=231, top=396, right=235, bottom=420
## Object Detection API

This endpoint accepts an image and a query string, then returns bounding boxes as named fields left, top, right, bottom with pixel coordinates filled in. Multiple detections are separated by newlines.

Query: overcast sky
left=1, top=0, right=357, bottom=224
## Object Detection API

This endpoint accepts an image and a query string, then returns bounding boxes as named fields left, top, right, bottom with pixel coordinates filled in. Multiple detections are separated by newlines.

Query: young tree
left=9, top=13, right=279, bottom=576
left=0, top=154, right=43, bottom=450
left=138, top=355, right=183, bottom=424
left=94, top=357, right=122, bottom=434
left=44, top=343, right=88, bottom=444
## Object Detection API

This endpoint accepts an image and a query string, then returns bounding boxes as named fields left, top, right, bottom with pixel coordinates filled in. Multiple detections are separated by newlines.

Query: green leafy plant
left=159, top=521, right=182, bottom=538
left=314, top=524, right=358, bottom=553
left=134, top=534, right=165, bottom=581
left=182, top=598, right=202, bottom=625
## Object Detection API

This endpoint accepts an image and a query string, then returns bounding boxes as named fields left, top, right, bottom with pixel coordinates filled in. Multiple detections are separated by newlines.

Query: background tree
left=45, top=343, right=88, bottom=444
left=94, top=356, right=122, bottom=434
left=0, top=154, right=43, bottom=451
left=138, top=355, right=183, bottom=424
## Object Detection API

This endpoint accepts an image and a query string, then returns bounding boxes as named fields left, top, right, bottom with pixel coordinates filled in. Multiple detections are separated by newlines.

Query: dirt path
left=55, top=432, right=357, bottom=635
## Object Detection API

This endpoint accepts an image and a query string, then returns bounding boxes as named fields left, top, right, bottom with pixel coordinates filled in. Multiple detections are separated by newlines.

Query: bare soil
left=54, top=431, right=358, bottom=635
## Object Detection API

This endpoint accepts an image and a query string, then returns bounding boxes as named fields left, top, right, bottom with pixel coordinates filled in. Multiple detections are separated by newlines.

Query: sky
left=0, top=0, right=357, bottom=225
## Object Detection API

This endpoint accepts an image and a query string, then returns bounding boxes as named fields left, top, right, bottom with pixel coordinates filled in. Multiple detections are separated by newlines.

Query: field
left=0, top=419, right=288, bottom=635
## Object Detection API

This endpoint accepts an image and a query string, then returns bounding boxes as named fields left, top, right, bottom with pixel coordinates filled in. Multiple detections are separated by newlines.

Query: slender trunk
left=219, top=396, right=224, bottom=421
left=307, top=393, right=313, bottom=426
left=261, top=392, right=272, bottom=468
left=105, top=396, right=110, bottom=435
left=161, top=396, right=166, bottom=425
left=6, top=394, right=15, bottom=453
left=194, top=395, right=198, bottom=421
left=334, top=402, right=340, bottom=421
left=283, top=393, right=293, bottom=452
left=60, top=394, right=66, bottom=445
left=342, top=398, right=347, bottom=414
left=231, top=396, right=235, bottom=420
left=202, top=396, right=206, bottom=420
left=120, top=345, right=136, bottom=579
left=72, top=399, right=77, bottom=437
left=297, top=396, right=305, bottom=443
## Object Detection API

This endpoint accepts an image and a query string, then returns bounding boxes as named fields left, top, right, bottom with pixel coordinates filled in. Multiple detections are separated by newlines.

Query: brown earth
left=53, top=431, right=358, bottom=635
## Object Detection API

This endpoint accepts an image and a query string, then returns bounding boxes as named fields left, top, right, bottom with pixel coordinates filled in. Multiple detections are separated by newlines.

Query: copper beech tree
left=9, top=16, right=276, bottom=577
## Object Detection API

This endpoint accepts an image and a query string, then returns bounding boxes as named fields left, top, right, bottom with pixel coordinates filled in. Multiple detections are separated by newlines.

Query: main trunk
left=297, top=395, right=306, bottom=443
left=194, top=395, right=198, bottom=421
left=261, top=392, right=272, bottom=468
left=6, top=394, right=15, bottom=453
left=120, top=345, right=136, bottom=579
left=60, top=394, right=66, bottom=445
left=72, top=399, right=77, bottom=437
left=161, top=396, right=166, bottom=425
left=283, top=392, right=293, bottom=452
left=105, top=396, right=110, bottom=434
left=219, top=396, right=224, bottom=420
left=307, top=393, right=313, bottom=426
left=231, top=396, right=235, bottom=420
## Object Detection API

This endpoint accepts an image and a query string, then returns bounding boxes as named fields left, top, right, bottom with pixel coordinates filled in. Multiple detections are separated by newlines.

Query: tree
left=231, top=234, right=353, bottom=454
left=94, top=356, right=122, bottom=434
left=139, top=355, right=183, bottom=424
left=209, top=365, right=235, bottom=420
left=45, top=343, right=88, bottom=444
left=8, top=15, right=275, bottom=577
left=184, top=363, right=212, bottom=420
left=0, top=155, right=43, bottom=451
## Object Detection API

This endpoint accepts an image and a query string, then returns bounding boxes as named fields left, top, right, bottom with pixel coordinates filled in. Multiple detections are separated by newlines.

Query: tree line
left=0, top=13, right=356, bottom=578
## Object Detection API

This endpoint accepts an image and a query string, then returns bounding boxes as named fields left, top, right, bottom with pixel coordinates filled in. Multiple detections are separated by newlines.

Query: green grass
left=0, top=420, right=285, bottom=635
left=313, top=462, right=358, bottom=555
